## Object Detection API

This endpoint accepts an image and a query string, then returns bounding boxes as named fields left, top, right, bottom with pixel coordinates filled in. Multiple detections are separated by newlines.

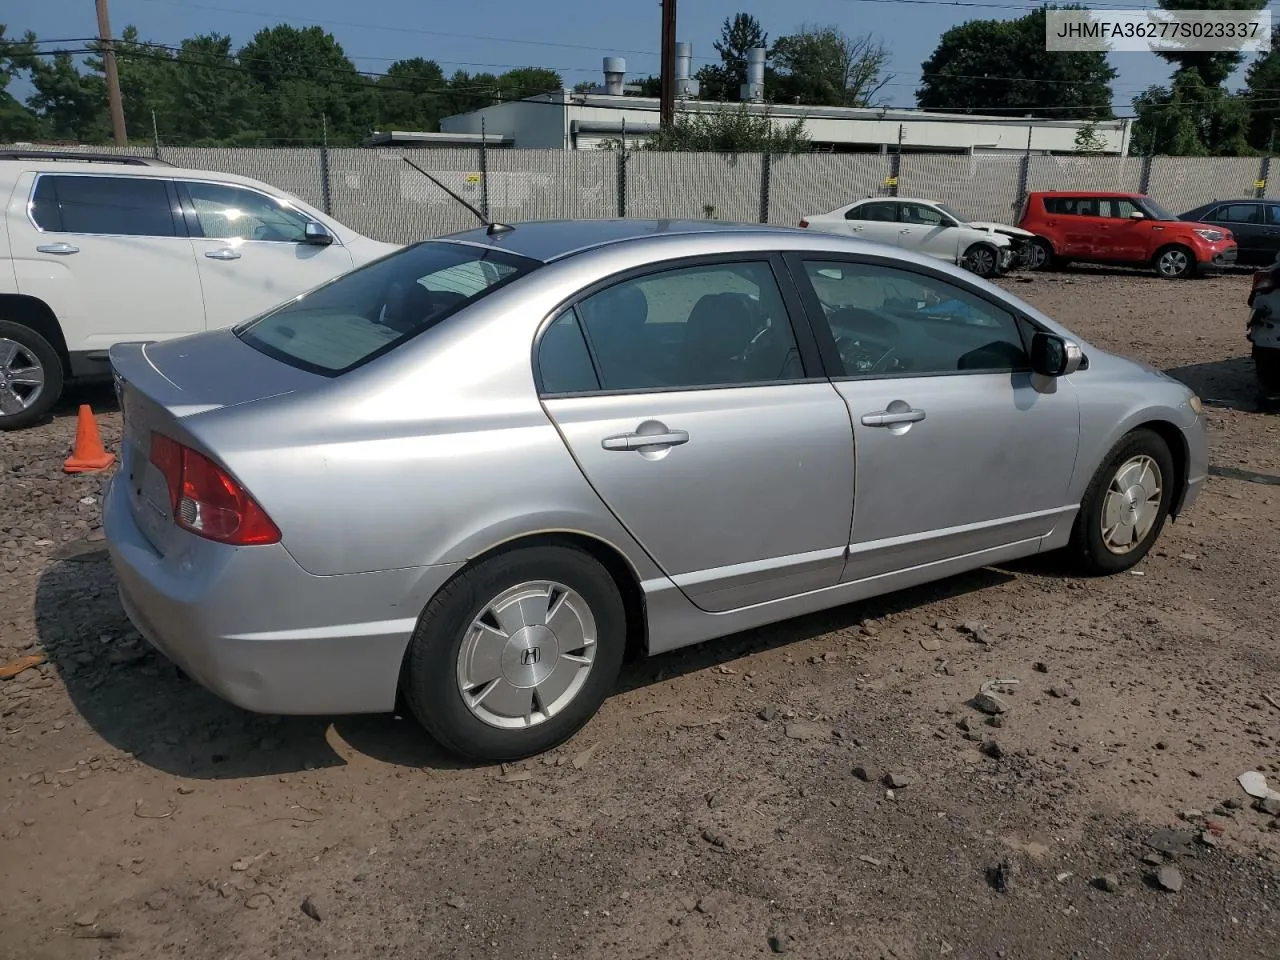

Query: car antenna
left=400, top=156, right=514, bottom=235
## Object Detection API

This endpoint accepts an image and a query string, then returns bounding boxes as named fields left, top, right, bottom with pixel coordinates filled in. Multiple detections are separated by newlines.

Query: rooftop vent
left=675, top=42, right=700, bottom=99
left=603, top=57, right=626, bottom=96
left=740, top=47, right=765, bottom=102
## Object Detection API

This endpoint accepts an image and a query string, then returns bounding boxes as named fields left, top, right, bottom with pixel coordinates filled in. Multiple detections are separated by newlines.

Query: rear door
left=843, top=200, right=902, bottom=247
left=1209, top=202, right=1265, bottom=263
left=535, top=255, right=856, bottom=613
left=787, top=254, right=1081, bottom=579
left=1043, top=196, right=1099, bottom=259
left=177, top=179, right=355, bottom=328
left=11, top=172, right=205, bottom=356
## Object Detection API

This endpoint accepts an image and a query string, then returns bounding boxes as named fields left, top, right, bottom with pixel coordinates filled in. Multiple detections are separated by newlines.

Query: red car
left=1019, top=191, right=1237, bottom=279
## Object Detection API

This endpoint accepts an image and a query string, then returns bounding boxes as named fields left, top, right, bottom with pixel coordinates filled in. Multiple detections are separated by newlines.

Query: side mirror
left=1030, top=331, right=1083, bottom=377
left=1129, top=211, right=1146, bottom=220
left=304, top=221, right=334, bottom=246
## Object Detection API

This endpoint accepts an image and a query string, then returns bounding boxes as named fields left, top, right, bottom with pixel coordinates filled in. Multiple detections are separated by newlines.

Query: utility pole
left=95, top=0, right=127, bottom=145
left=659, top=0, right=677, bottom=129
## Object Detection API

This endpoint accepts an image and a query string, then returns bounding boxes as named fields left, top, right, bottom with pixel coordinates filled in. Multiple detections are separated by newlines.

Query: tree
left=695, top=13, right=772, bottom=102
left=917, top=6, right=1116, bottom=119
left=494, top=67, right=562, bottom=101
left=1073, top=120, right=1108, bottom=154
left=160, top=34, right=261, bottom=144
left=771, top=25, right=889, bottom=107
left=638, top=104, right=809, bottom=153
left=0, top=25, right=42, bottom=140
left=376, top=57, right=447, bottom=130
left=1242, top=26, right=1280, bottom=150
left=1155, top=0, right=1267, bottom=88
left=26, top=51, right=105, bottom=140
left=1131, top=70, right=1252, bottom=155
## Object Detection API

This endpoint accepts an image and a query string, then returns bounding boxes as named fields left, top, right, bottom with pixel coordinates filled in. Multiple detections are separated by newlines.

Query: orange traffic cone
left=64, top=404, right=115, bottom=474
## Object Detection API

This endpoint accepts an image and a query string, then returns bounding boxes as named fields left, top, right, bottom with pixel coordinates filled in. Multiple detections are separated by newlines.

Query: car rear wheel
left=1154, top=244, right=1196, bottom=279
left=1025, top=237, right=1056, bottom=271
left=962, top=243, right=999, bottom=278
left=1069, top=428, right=1175, bottom=575
left=0, top=320, right=63, bottom=432
left=1255, top=345, right=1280, bottom=393
left=401, top=543, right=627, bottom=762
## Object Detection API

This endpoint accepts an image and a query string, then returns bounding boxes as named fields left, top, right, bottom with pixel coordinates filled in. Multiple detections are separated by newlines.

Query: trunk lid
left=111, top=329, right=323, bottom=555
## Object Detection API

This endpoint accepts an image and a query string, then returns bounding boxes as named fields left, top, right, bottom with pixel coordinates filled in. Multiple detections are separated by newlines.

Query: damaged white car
left=800, top=197, right=1034, bottom=278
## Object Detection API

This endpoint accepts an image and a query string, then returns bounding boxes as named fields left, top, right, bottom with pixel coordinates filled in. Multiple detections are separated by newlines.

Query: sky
left=9, top=0, right=1277, bottom=117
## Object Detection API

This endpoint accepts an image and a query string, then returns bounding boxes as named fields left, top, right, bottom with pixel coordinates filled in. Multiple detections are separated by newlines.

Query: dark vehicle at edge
left=1180, top=199, right=1280, bottom=267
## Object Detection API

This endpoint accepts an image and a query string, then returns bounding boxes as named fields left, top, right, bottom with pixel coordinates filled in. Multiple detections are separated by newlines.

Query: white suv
left=0, top=151, right=401, bottom=429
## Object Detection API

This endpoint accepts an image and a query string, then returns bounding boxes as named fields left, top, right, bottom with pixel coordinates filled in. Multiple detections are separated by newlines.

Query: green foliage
left=1155, top=0, right=1267, bottom=88
left=1131, top=70, right=1253, bottom=155
left=770, top=25, right=890, bottom=107
left=640, top=104, right=809, bottom=154
left=695, top=13, right=773, bottom=103
left=1073, top=120, right=1108, bottom=154
left=916, top=6, right=1115, bottom=119
left=0, top=25, right=41, bottom=140
left=1243, top=27, right=1280, bottom=150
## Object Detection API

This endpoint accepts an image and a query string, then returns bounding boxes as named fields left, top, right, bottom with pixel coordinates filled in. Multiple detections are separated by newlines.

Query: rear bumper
left=103, top=472, right=462, bottom=715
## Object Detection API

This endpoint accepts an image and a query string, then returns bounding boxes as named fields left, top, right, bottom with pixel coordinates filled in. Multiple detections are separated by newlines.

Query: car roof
left=0, top=157, right=302, bottom=192
left=439, top=219, right=811, bottom=264
left=1031, top=190, right=1146, bottom=198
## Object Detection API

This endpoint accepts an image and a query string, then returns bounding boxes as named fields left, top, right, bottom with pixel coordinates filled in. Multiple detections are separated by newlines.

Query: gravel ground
left=1, top=269, right=1278, bottom=960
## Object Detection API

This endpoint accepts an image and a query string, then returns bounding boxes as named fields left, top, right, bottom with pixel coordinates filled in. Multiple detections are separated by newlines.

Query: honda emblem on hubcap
left=520, top=647, right=541, bottom=666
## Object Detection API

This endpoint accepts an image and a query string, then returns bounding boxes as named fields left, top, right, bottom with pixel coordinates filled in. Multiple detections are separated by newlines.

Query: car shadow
left=35, top=549, right=1013, bottom=778
left=1163, top=357, right=1276, bottom=412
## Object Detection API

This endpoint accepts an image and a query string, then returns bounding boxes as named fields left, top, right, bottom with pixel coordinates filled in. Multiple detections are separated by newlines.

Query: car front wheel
left=1154, top=244, right=1196, bottom=279
left=402, top=542, right=627, bottom=762
left=962, top=243, right=1000, bottom=278
left=1069, top=428, right=1176, bottom=575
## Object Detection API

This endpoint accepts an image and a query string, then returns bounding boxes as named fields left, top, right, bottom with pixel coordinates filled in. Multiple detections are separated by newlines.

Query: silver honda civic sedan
left=103, top=219, right=1207, bottom=761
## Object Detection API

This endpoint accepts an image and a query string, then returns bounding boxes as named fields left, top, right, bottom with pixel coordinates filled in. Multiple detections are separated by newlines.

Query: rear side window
left=1214, top=203, right=1261, bottom=224
left=236, top=242, right=537, bottom=375
left=1043, top=196, right=1101, bottom=217
left=31, top=174, right=177, bottom=237
left=537, top=310, right=599, bottom=394
left=848, top=201, right=897, bottom=222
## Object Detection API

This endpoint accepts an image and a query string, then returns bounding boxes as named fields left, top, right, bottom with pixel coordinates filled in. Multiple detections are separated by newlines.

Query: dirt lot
left=2, top=269, right=1279, bottom=960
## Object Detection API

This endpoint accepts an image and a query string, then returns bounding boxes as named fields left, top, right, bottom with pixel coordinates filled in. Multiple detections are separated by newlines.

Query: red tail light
left=148, top=433, right=281, bottom=546
left=798, top=219, right=809, bottom=228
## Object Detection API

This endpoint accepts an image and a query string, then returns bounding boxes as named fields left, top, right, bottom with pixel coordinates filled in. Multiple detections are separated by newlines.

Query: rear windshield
left=236, top=241, right=538, bottom=375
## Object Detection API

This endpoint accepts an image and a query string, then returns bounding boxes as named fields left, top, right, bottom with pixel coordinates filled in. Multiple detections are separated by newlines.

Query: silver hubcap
left=0, top=338, right=46, bottom=416
left=1159, top=249, right=1188, bottom=277
left=456, top=580, right=597, bottom=730
left=1027, top=243, right=1047, bottom=268
left=967, top=248, right=995, bottom=275
left=1101, top=455, right=1163, bottom=554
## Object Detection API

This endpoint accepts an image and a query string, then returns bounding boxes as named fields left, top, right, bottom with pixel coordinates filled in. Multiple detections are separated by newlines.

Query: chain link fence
left=6, top=142, right=1277, bottom=242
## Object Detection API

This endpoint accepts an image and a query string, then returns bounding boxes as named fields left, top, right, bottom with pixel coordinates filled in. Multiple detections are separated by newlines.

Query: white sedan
left=800, top=197, right=1033, bottom=278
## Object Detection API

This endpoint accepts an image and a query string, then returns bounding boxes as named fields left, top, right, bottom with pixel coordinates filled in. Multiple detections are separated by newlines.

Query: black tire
left=1068, top=428, right=1176, bottom=575
left=1254, top=345, right=1280, bottom=393
left=402, top=543, right=627, bottom=762
left=962, top=243, right=1000, bottom=278
left=1153, top=244, right=1197, bottom=279
left=1025, top=237, right=1057, bottom=271
left=0, top=320, right=63, bottom=431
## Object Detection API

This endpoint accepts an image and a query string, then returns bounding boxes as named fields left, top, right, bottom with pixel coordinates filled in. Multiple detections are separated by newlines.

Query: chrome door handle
left=36, top=242, right=79, bottom=255
left=861, top=408, right=926, bottom=427
left=602, top=429, right=689, bottom=451
left=205, top=248, right=241, bottom=260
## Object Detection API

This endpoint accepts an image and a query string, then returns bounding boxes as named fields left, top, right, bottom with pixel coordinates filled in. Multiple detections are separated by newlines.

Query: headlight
left=1188, top=395, right=1203, bottom=415
left=1193, top=228, right=1223, bottom=242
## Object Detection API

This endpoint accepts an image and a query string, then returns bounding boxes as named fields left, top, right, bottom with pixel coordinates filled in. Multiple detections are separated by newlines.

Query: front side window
left=184, top=181, right=312, bottom=242
left=801, top=260, right=1029, bottom=377
left=31, top=174, right=177, bottom=237
left=900, top=203, right=948, bottom=227
left=573, top=261, right=804, bottom=391
left=847, top=201, right=898, bottom=223
left=237, top=241, right=536, bottom=374
left=1214, top=203, right=1261, bottom=224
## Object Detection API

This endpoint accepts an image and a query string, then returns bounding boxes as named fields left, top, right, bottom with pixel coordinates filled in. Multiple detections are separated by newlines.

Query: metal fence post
left=1257, top=156, right=1271, bottom=199
left=319, top=114, right=333, bottom=215
left=1139, top=155, right=1153, bottom=195
left=759, top=151, right=772, bottom=224
left=479, top=119, right=490, bottom=221
left=617, top=148, right=628, bottom=218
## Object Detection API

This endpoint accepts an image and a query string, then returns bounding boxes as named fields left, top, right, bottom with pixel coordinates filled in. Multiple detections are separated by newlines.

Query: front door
left=536, top=257, right=856, bottom=613
left=788, top=255, right=1081, bottom=579
left=896, top=201, right=962, bottom=262
left=11, top=172, right=206, bottom=354
left=177, top=179, right=355, bottom=328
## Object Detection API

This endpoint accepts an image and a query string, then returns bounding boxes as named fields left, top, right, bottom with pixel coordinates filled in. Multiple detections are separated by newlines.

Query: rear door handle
left=205, top=248, right=241, bottom=261
left=602, top=428, right=689, bottom=451
left=861, top=408, right=926, bottom=427
left=36, top=242, right=79, bottom=255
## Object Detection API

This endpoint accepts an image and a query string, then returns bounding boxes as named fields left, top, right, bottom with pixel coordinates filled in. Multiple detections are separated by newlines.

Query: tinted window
left=237, top=242, right=536, bottom=375
left=1268, top=205, right=1280, bottom=226
left=900, top=203, right=947, bottom=226
left=801, top=260, right=1028, bottom=377
left=538, top=310, right=599, bottom=395
left=1043, top=196, right=1101, bottom=217
left=847, top=201, right=897, bottom=222
left=185, top=181, right=311, bottom=242
left=1214, top=203, right=1261, bottom=224
left=32, top=175, right=176, bottom=237
left=1098, top=197, right=1141, bottom=219
left=575, top=261, right=803, bottom=391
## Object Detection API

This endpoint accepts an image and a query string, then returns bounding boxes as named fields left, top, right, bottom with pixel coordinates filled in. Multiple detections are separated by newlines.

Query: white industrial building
left=437, top=46, right=1131, bottom=156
